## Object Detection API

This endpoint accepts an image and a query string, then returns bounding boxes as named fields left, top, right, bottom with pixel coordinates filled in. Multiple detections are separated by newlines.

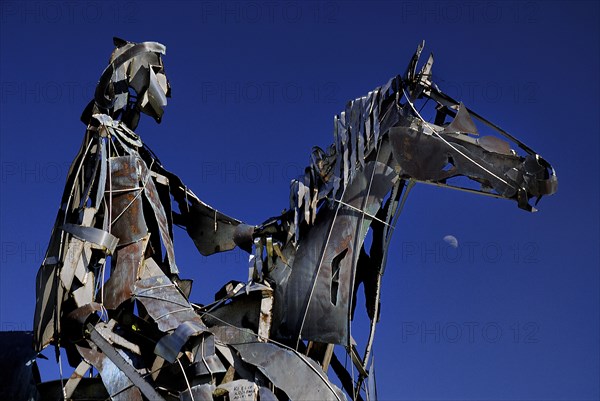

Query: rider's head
left=83, top=37, right=170, bottom=129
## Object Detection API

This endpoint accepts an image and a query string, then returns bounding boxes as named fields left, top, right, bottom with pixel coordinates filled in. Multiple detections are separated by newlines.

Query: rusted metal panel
left=103, top=236, right=148, bottom=310
left=109, top=155, right=148, bottom=244
left=258, top=289, right=274, bottom=341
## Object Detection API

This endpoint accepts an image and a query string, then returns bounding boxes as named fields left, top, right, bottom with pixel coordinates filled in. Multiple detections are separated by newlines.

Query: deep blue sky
left=1, top=1, right=598, bottom=400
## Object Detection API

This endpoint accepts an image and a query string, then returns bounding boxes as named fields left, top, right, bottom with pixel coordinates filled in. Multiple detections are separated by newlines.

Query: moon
left=443, top=235, right=459, bottom=248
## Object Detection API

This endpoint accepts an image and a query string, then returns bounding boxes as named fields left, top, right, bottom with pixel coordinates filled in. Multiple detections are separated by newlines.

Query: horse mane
left=290, top=75, right=405, bottom=233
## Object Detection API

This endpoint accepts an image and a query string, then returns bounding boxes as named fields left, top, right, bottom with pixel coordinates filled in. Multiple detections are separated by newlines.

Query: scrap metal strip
left=61, top=223, right=119, bottom=254
left=87, top=323, right=165, bottom=401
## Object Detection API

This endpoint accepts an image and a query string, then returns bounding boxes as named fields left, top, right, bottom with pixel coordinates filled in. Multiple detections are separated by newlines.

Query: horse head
left=386, top=41, right=557, bottom=212
left=248, top=41, right=557, bottom=364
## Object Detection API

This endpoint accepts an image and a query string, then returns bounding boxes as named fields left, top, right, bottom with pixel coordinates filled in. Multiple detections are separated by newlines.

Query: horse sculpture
left=30, top=39, right=557, bottom=401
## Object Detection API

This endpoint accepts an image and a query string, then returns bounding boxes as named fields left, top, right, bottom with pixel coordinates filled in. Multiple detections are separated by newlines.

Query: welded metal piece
left=190, top=350, right=227, bottom=376
left=76, top=344, right=143, bottom=401
left=95, top=320, right=142, bottom=355
left=214, top=342, right=256, bottom=381
left=63, top=360, right=91, bottom=399
left=103, top=236, right=148, bottom=309
left=441, top=102, right=479, bottom=135
left=59, top=238, right=85, bottom=292
left=177, top=196, right=251, bottom=256
left=133, top=275, right=204, bottom=332
left=232, top=342, right=346, bottom=401
left=67, top=301, right=103, bottom=326
left=87, top=324, right=165, bottom=401
left=72, top=271, right=95, bottom=307
left=191, top=331, right=227, bottom=375
left=61, top=224, right=119, bottom=255
left=154, top=320, right=207, bottom=363
left=139, top=160, right=179, bottom=274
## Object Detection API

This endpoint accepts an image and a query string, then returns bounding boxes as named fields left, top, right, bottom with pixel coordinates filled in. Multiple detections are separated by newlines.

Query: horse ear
left=113, top=37, right=129, bottom=47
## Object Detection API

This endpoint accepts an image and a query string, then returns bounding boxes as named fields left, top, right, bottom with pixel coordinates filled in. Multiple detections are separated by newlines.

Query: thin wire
left=105, top=186, right=143, bottom=193
left=350, top=344, right=356, bottom=400
left=134, top=283, right=178, bottom=293
left=411, top=178, right=507, bottom=199
left=94, top=198, right=109, bottom=320
left=58, top=348, right=66, bottom=400
left=133, top=294, right=192, bottom=310
left=110, top=188, right=144, bottom=225
left=417, top=97, right=430, bottom=114
left=100, top=137, right=112, bottom=318
left=178, top=359, right=195, bottom=401
left=107, top=140, right=113, bottom=233
left=154, top=307, right=195, bottom=322
left=328, top=198, right=392, bottom=228
left=109, top=130, right=121, bottom=157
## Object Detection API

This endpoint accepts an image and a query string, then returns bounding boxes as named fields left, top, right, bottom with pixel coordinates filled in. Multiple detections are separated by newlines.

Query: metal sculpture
left=28, top=39, right=556, bottom=401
